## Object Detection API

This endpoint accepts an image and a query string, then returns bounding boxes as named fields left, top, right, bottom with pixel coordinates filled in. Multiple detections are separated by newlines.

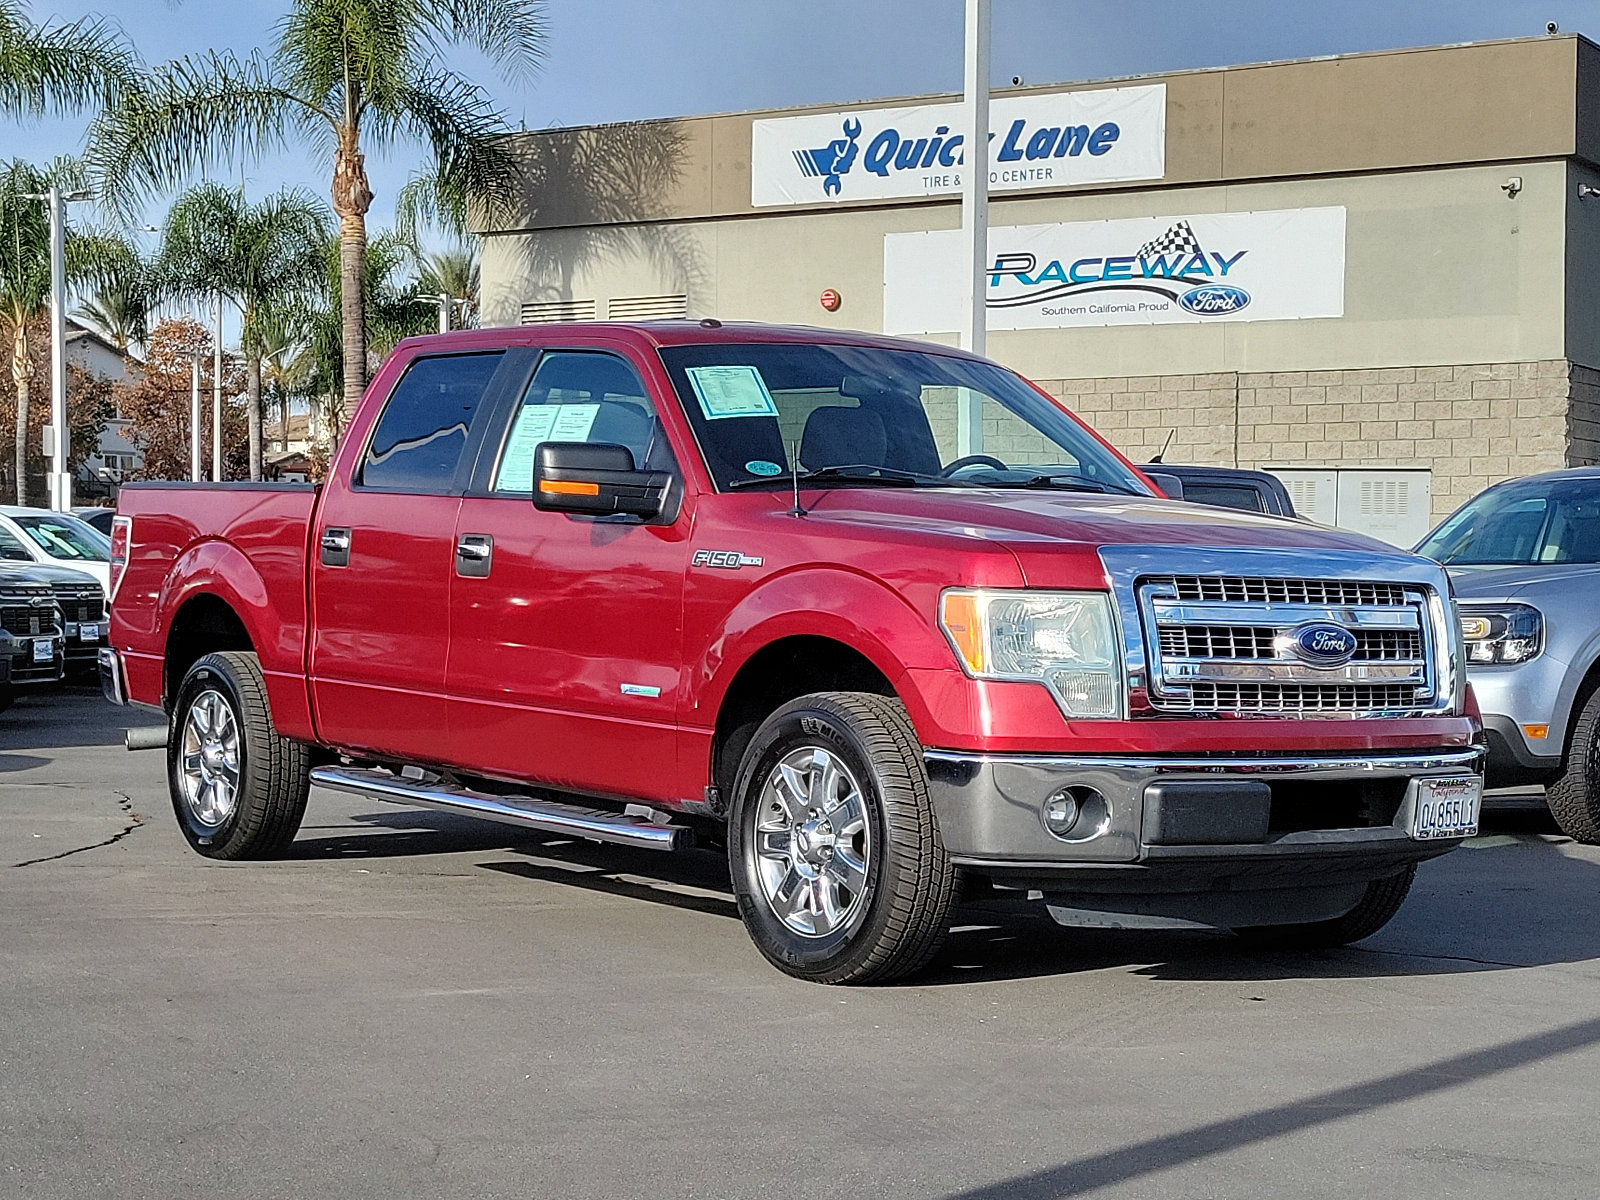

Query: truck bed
left=112, top=482, right=319, bottom=736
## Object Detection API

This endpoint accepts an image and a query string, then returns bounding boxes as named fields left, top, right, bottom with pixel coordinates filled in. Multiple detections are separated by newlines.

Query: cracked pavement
left=3, top=688, right=1600, bottom=1199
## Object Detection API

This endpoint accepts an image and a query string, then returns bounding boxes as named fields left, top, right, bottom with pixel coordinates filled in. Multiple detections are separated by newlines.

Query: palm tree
left=156, top=183, right=331, bottom=479
left=87, top=0, right=546, bottom=431
left=415, top=244, right=479, bottom=329
left=0, top=1, right=135, bottom=119
left=70, top=228, right=156, bottom=352
left=0, top=158, right=98, bottom=505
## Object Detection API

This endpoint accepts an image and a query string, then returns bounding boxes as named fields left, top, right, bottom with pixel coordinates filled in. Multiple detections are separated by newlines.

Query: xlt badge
left=693, top=550, right=764, bottom=569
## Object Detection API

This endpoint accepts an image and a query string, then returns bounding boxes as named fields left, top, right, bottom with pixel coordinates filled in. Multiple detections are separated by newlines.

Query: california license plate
left=1410, top=775, right=1482, bottom=840
left=31, top=638, right=53, bottom=664
left=79, top=623, right=99, bottom=642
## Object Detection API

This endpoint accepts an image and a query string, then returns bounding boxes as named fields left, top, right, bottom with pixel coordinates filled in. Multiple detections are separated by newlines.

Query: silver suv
left=1415, top=467, right=1600, bottom=842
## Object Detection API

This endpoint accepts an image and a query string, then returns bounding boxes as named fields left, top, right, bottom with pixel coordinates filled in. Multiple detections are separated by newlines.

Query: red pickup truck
left=103, top=322, right=1482, bottom=983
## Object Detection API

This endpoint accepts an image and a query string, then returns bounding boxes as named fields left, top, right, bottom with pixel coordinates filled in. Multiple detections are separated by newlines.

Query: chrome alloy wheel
left=178, top=689, right=241, bottom=830
left=753, top=746, right=873, bottom=938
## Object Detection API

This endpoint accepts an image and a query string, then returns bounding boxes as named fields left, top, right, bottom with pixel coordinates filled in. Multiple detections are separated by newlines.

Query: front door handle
left=320, top=527, right=352, bottom=567
left=456, top=533, right=493, bottom=578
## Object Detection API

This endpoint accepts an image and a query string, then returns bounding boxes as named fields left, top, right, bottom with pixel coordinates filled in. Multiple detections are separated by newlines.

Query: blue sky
left=13, top=1, right=1600, bottom=243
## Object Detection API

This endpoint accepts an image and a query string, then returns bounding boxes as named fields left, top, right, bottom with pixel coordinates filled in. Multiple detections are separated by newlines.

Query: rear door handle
left=456, top=533, right=493, bottom=578
left=320, top=527, right=352, bottom=567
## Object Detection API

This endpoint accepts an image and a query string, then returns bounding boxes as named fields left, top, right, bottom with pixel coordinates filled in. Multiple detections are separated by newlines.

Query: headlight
left=939, top=589, right=1123, bottom=718
left=1457, top=603, right=1543, bottom=664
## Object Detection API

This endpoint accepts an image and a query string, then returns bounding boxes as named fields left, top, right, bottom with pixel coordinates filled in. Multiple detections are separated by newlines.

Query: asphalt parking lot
left=4, top=689, right=1599, bottom=1200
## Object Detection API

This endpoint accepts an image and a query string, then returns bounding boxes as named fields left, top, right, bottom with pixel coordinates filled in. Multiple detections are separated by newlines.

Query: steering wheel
left=940, top=454, right=1009, bottom=477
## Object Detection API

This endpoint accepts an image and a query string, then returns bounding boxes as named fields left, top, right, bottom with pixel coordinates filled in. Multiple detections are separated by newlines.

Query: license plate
left=31, top=638, right=53, bottom=664
left=1410, top=775, right=1482, bottom=840
left=79, top=623, right=99, bottom=642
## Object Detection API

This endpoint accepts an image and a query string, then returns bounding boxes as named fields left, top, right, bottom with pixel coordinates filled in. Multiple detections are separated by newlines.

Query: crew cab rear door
left=446, top=346, right=690, bottom=804
left=309, top=349, right=515, bottom=762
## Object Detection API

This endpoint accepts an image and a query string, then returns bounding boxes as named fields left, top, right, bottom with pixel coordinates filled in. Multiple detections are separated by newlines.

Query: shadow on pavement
left=0, top=685, right=162, bottom=751
left=939, top=1016, right=1600, bottom=1200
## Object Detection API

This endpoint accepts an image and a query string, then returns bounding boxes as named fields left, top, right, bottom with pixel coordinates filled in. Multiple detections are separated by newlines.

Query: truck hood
left=1447, top=561, right=1600, bottom=601
left=799, top=488, right=1413, bottom=584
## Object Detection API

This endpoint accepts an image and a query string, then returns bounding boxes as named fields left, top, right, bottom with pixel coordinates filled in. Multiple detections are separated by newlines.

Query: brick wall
left=1035, top=361, right=1581, bottom=520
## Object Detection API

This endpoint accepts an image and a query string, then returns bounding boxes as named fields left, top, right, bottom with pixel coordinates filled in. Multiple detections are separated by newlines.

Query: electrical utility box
left=1268, top=467, right=1435, bottom=548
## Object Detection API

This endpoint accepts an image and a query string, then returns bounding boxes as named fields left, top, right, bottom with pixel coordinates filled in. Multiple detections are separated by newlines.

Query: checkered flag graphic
left=1137, top=220, right=1204, bottom=261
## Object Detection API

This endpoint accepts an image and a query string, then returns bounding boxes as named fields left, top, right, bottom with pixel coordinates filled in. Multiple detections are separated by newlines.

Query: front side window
left=1418, top=478, right=1600, bottom=564
left=491, top=351, right=667, bottom=492
left=361, top=352, right=504, bottom=491
left=0, top=524, right=35, bottom=561
left=10, top=514, right=109, bottom=560
left=656, top=342, right=1147, bottom=496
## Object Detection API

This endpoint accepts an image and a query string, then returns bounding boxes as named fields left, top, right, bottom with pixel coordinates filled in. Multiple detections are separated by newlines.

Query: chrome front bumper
left=924, top=747, right=1484, bottom=876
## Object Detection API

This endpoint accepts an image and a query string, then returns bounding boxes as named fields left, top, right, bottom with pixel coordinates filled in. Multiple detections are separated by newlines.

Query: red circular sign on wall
left=819, top=288, right=841, bottom=312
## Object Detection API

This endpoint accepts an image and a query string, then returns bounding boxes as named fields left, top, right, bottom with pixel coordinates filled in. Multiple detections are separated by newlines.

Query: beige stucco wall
left=480, top=158, right=1570, bottom=380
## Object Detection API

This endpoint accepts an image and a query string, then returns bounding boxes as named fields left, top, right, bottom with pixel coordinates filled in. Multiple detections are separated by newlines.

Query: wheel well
left=711, top=636, right=896, bottom=800
left=165, top=595, right=254, bottom=708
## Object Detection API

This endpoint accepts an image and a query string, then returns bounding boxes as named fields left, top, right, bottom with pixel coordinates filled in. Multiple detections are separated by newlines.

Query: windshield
left=8, top=514, right=110, bottom=562
left=1416, top=477, right=1600, bottom=565
left=657, top=342, right=1148, bottom=494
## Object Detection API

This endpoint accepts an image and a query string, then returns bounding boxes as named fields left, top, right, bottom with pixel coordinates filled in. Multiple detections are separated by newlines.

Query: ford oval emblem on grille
left=1285, top=622, right=1358, bottom=668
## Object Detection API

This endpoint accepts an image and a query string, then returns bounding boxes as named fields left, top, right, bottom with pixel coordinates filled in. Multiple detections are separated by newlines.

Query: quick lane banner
left=751, top=84, right=1165, bottom=207
left=883, top=207, right=1347, bottom=333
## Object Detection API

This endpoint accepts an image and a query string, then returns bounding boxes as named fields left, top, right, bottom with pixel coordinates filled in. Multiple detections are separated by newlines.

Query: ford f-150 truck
left=103, top=322, right=1483, bottom=983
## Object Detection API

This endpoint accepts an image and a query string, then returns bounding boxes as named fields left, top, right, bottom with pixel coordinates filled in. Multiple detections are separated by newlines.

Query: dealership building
left=476, top=34, right=1600, bottom=543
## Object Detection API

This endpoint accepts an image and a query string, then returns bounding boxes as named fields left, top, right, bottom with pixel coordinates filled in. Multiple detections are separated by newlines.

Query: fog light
left=1043, top=791, right=1080, bottom=837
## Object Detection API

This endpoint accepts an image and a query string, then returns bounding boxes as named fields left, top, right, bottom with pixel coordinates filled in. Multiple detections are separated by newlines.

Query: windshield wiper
left=727, top=464, right=923, bottom=489
left=984, top=473, right=1144, bottom=496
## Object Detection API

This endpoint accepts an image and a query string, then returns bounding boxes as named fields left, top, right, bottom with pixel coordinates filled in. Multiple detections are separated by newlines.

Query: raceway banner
left=883, top=207, right=1347, bottom=332
left=751, top=84, right=1165, bottom=207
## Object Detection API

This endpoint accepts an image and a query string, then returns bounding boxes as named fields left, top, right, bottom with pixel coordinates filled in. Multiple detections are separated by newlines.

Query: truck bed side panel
left=113, top=483, right=318, bottom=738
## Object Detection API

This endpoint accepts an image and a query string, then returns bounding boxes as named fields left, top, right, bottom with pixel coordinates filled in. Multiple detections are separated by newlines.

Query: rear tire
left=727, top=692, right=960, bottom=984
left=1233, top=866, right=1416, bottom=950
left=168, top=651, right=310, bottom=860
left=1546, top=683, right=1600, bottom=844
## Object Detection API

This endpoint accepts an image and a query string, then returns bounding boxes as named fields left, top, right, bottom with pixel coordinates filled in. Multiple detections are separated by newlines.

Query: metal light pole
left=957, top=0, right=991, bottom=455
left=23, top=184, right=93, bottom=511
left=212, top=296, right=224, bottom=482
left=413, top=292, right=459, bottom=334
left=188, top=351, right=203, bottom=482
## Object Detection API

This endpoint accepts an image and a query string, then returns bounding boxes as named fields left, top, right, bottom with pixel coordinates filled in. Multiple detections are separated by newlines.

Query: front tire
left=168, top=651, right=311, bottom=860
left=1546, top=683, right=1600, bottom=844
left=1233, top=865, right=1416, bottom=950
left=727, top=693, right=960, bottom=984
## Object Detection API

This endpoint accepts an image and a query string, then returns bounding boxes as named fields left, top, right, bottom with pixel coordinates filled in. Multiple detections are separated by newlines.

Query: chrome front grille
left=1136, top=572, right=1438, bottom=717
left=1152, top=575, right=1411, bottom=607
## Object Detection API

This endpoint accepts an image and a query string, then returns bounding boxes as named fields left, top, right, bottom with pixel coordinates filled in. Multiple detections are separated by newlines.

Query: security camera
left=1011, top=75, right=1024, bottom=86
left=1547, top=20, right=1560, bottom=34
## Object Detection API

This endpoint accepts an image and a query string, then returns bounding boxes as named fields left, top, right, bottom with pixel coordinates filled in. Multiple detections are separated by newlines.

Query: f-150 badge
left=693, top=550, right=764, bottom=569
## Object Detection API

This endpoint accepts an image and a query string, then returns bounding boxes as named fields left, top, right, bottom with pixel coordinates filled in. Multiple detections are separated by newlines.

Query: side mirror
left=1143, top=470, right=1185, bottom=500
left=533, top=441, right=672, bottom=519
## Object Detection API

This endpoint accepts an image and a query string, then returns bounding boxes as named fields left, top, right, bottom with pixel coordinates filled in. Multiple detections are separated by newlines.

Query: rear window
left=1182, top=483, right=1266, bottom=513
left=361, top=353, right=503, bottom=491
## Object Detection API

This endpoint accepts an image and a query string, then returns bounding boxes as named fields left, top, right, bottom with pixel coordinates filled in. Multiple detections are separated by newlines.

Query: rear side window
left=361, top=353, right=504, bottom=491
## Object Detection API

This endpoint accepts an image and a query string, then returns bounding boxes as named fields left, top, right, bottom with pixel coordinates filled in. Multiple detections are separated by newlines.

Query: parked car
left=73, top=506, right=116, bottom=536
left=0, top=563, right=106, bottom=678
left=105, top=322, right=1481, bottom=983
left=0, top=507, right=111, bottom=592
left=1141, top=463, right=1297, bottom=517
left=1414, top=467, right=1600, bottom=841
left=0, top=566, right=65, bottom=711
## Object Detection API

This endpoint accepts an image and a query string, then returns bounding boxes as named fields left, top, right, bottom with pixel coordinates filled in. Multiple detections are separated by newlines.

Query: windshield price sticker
left=685, top=365, right=780, bottom=421
left=495, top=403, right=601, bottom=492
left=1410, top=775, right=1483, bottom=841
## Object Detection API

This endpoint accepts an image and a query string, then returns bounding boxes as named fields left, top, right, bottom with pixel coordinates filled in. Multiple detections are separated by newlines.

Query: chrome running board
left=308, top=766, right=692, bottom=851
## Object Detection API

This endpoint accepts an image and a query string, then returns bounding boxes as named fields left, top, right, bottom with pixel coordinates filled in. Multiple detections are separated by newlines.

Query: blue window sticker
left=685, top=364, right=779, bottom=420
left=744, top=459, right=783, bottom=477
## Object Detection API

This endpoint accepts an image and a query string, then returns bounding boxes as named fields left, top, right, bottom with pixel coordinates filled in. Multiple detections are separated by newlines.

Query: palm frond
left=416, top=0, right=547, bottom=84
left=394, top=167, right=467, bottom=246
left=390, top=68, right=521, bottom=215
left=0, top=4, right=139, bottom=120
left=85, top=51, right=329, bottom=217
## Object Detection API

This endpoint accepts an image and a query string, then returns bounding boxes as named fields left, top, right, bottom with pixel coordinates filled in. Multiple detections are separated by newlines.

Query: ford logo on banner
left=1178, top=283, right=1251, bottom=315
left=1287, top=622, right=1359, bottom=668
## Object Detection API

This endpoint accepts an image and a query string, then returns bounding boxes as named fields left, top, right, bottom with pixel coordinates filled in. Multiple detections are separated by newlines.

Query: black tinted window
left=1183, top=483, right=1265, bottom=513
left=362, top=353, right=503, bottom=490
